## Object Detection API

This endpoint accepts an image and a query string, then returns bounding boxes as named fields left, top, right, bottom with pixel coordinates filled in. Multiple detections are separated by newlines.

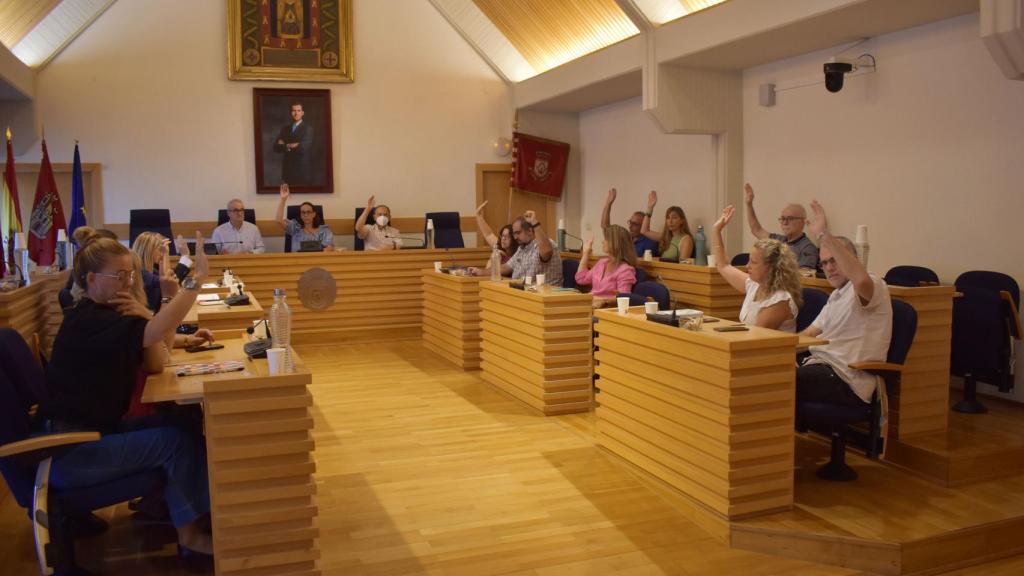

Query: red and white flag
left=510, top=132, right=569, bottom=200
left=27, top=140, right=66, bottom=266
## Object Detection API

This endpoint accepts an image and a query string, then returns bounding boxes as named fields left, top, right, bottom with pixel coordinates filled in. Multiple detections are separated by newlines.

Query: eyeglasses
left=228, top=208, right=245, bottom=214
left=778, top=216, right=804, bottom=224
left=96, top=269, right=135, bottom=283
left=820, top=257, right=838, bottom=268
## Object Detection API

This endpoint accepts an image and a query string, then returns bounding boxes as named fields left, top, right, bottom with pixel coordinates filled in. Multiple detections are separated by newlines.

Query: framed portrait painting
left=229, top=0, right=354, bottom=83
left=253, top=88, right=334, bottom=195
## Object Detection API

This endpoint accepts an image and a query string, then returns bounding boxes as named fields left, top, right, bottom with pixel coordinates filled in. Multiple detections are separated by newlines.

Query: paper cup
left=525, top=276, right=533, bottom=286
left=433, top=261, right=442, bottom=272
left=617, top=297, right=630, bottom=315
left=267, top=347, right=286, bottom=375
left=535, top=273, right=546, bottom=285
left=707, top=254, right=717, bottom=267
left=855, top=224, right=869, bottom=244
left=643, top=249, right=652, bottom=262
left=644, top=301, right=659, bottom=314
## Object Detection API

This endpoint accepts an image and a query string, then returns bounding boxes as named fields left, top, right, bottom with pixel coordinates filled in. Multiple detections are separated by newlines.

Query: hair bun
left=72, top=226, right=98, bottom=246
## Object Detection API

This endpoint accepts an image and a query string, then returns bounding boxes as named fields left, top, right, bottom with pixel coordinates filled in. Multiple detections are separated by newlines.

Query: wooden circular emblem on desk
left=297, top=267, right=337, bottom=311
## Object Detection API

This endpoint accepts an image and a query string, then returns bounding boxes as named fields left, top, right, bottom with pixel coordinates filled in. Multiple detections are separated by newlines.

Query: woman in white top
left=711, top=205, right=803, bottom=331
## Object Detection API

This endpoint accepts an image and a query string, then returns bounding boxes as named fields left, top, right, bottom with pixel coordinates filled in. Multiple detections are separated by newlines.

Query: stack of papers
left=175, top=360, right=245, bottom=377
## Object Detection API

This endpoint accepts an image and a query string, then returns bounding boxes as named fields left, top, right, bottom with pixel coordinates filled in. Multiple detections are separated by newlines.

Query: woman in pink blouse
left=575, top=224, right=638, bottom=308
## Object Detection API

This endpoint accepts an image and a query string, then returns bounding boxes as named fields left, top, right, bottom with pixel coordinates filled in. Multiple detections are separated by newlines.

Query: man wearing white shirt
left=798, top=200, right=892, bottom=406
left=212, top=198, right=265, bottom=254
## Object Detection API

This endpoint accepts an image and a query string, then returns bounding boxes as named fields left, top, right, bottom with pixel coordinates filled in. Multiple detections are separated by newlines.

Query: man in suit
left=273, top=102, right=314, bottom=185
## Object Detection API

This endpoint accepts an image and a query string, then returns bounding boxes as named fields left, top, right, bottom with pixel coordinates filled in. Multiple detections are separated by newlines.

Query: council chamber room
left=0, top=0, right=1023, bottom=575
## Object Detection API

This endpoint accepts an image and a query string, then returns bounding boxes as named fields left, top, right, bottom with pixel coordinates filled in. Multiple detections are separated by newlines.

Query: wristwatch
left=645, top=211, right=653, bottom=217
left=182, top=277, right=198, bottom=291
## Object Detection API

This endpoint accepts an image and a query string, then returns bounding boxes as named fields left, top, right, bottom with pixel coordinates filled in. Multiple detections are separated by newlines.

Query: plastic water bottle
left=694, top=225, right=707, bottom=266
left=269, top=288, right=294, bottom=373
left=490, top=244, right=502, bottom=281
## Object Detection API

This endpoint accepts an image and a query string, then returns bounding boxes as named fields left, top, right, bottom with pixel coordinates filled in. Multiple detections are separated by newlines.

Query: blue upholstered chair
left=884, top=265, right=939, bottom=287
left=425, top=212, right=464, bottom=249
left=635, top=267, right=648, bottom=284
left=623, top=281, right=670, bottom=310
left=0, top=329, right=165, bottom=574
left=283, top=204, right=326, bottom=253
left=797, top=288, right=830, bottom=333
left=797, top=300, right=917, bottom=481
left=561, top=259, right=579, bottom=289
left=353, top=207, right=376, bottom=251
left=216, top=208, right=256, bottom=227
left=730, top=252, right=750, bottom=266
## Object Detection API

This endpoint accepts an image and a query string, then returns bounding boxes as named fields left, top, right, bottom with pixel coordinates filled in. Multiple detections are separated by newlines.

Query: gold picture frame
left=228, top=0, right=354, bottom=83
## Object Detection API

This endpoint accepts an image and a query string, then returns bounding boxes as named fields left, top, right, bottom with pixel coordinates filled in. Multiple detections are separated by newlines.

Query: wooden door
left=475, top=163, right=557, bottom=247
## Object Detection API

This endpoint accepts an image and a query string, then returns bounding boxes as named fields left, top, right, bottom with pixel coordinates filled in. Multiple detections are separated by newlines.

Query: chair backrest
left=956, top=270, right=1020, bottom=309
left=354, top=207, right=376, bottom=251
left=884, top=265, right=939, bottom=287
left=635, top=267, right=648, bottom=283
left=887, top=300, right=918, bottom=366
left=128, top=209, right=174, bottom=255
left=425, top=212, right=464, bottom=249
left=217, top=208, right=256, bottom=227
left=0, top=367, right=35, bottom=509
left=633, top=281, right=670, bottom=310
left=731, top=252, right=750, bottom=266
left=950, top=284, right=1009, bottom=382
left=562, top=259, right=580, bottom=289
left=284, top=204, right=326, bottom=253
left=797, top=288, right=829, bottom=333
left=0, top=328, right=47, bottom=410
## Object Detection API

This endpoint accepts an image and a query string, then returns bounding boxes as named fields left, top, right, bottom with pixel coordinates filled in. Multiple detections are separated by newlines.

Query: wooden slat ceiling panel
left=0, top=0, right=62, bottom=49
left=472, top=0, right=638, bottom=74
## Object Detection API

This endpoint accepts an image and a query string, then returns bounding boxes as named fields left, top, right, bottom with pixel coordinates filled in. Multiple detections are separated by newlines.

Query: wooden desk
left=182, top=249, right=489, bottom=342
left=800, top=277, right=955, bottom=439
left=0, top=270, right=68, bottom=356
left=593, top=307, right=798, bottom=520
left=145, top=338, right=319, bottom=576
left=421, top=270, right=486, bottom=370
left=183, top=292, right=264, bottom=331
left=479, top=282, right=593, bottom=415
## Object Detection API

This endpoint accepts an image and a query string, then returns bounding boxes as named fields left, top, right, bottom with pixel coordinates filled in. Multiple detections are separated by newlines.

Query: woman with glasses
left=640, top=190, right=693, bottom=261
left=710, top=205, right=803, bottom=332
left=469, top=200, right=518, bottom=275
left=275, top=183, right=334, bottom=251
left=742, top=182, right=819, bottom=270
left=41, top=228, right=216, bottom=556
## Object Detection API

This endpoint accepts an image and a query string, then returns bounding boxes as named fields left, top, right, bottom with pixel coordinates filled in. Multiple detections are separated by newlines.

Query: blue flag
left=68, top=142, right=86, bottom=242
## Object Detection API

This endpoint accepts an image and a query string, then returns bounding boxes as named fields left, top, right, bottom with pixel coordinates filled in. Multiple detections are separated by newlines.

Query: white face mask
left=375, top=215, right=389, bottom=227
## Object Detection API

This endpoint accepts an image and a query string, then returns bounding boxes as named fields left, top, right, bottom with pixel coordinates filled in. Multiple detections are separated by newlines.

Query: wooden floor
left=2, top=340, right=1023, bottom=575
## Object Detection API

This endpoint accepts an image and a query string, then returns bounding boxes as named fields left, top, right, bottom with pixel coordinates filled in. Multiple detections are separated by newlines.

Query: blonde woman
left=575, top=224, right=638, bottom=308
left=640, top=190, right=694, bottom=261
left=131, top=231, right=190, bottom=310
left=711, top=205, right=803, bottom=331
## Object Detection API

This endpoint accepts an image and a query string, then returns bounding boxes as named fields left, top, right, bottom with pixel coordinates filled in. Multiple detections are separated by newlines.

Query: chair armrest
left=1000, top=291, right=1022, bottom=340
left=0, top=432, right=101, bottom=458
left=849, top=361, right=904, bottom=375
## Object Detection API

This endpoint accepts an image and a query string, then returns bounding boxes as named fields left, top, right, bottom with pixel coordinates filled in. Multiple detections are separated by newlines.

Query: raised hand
left=366, top=195, right=375, bottom=209
left=605, top=188, right=617, bottom=205
left=109, top=291, right=153, bottom=320
left=583, top=234, right=594, bottom=253
left=476, top=200, right=488, bottom=215
left=193, top=232, right=209, bottom=282
left=524, top=210, right=538, bottom=226
left=280, top=183, right=290, bottom=199
left=744, top=183, right=754, bottom=204
left=807, top=200, right=829, bottom=239
left=713, top=205, right=736, bottom=232
left=646, top=190, right=658, bottom=212
left=174, top=234, right=190, bottom=258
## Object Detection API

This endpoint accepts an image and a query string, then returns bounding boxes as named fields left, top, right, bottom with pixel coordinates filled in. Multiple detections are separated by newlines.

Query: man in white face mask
left=356, top=195, right=402, bottom=250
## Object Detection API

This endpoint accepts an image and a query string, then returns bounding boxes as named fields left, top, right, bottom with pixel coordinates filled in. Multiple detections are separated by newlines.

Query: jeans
left=48, top=422, right=210, bottom=528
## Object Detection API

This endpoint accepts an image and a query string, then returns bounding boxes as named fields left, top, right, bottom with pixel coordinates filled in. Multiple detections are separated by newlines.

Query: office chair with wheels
left=884, top=265, right=939, bottom=287
left=425, top=212, right=464, bottom=249
left=951, top=271, right=1021, bottom=413
left=129, top=209, right=174, bottom=256
left=797, top=300, right=917, bottom=481
left=283, top=204, right=326, bottom=253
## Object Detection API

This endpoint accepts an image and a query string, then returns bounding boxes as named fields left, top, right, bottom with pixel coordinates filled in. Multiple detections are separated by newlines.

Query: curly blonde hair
left=753, top=238, right=803, bottom=309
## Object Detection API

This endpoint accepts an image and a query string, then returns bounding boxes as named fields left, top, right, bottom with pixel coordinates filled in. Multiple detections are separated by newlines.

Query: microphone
left=246, top=318, right=272, bottom=339
left=384, top=235, right=426, bottom=248
left=562, top=231, right=585, bottom=252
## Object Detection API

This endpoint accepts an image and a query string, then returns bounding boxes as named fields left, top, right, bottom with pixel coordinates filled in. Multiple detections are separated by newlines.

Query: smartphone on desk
left=185, top=344, right=225, bottom=353
left=713, top=325, right=749, bottom=332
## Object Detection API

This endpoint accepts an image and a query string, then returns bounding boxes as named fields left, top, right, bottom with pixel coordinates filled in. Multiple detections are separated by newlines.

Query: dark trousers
left=796, top=362, right=869, bottom=408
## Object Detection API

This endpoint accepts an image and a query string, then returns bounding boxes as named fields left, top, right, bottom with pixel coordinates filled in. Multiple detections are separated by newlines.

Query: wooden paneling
left=472, top=0, right=638, bottom=73
left=183, top=291, right=264, bottom=332
left=479, top=281, right=593, bottom=415
left=179, top=249, right=489, bottom=341
left=0, top=270, right=67, bottom=356
left=593, top=308, right=798, bottom=520
left=421, top=270, right=486, bottom=370
left=0, top=0, right=62, bottom=48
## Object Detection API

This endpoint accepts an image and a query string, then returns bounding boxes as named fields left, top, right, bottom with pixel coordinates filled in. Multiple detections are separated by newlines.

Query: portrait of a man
left=253, top=88, right=333, bottom=194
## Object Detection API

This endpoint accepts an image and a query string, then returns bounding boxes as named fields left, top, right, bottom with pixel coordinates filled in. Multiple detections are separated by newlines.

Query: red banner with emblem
left=27, top=140, right=66, bottom=267
left=510, top=132, right=569, bottom=200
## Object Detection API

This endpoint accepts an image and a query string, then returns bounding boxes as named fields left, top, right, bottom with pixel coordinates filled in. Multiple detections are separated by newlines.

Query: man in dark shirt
left=744, top=182, right=819, bottom=269
left=601, top=188, right=658, bottom=258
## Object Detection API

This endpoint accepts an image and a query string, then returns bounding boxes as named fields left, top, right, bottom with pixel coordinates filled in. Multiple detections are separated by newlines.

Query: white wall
left=9, top=0, right=512, bottom=228
left=578, top=97, right=715, bottom=253
left=743, top=13, right=1024, bottom=400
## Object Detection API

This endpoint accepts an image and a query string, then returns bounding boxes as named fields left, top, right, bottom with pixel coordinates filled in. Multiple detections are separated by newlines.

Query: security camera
left=824, top=61, right=855, bottom=93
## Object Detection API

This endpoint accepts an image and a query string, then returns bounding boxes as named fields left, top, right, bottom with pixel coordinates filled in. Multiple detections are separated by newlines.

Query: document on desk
left=175, top=360, right=245, bottom=377
left=201, top=283, right=220, bottom=289
left=197, top=294, right=222, bottom=303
